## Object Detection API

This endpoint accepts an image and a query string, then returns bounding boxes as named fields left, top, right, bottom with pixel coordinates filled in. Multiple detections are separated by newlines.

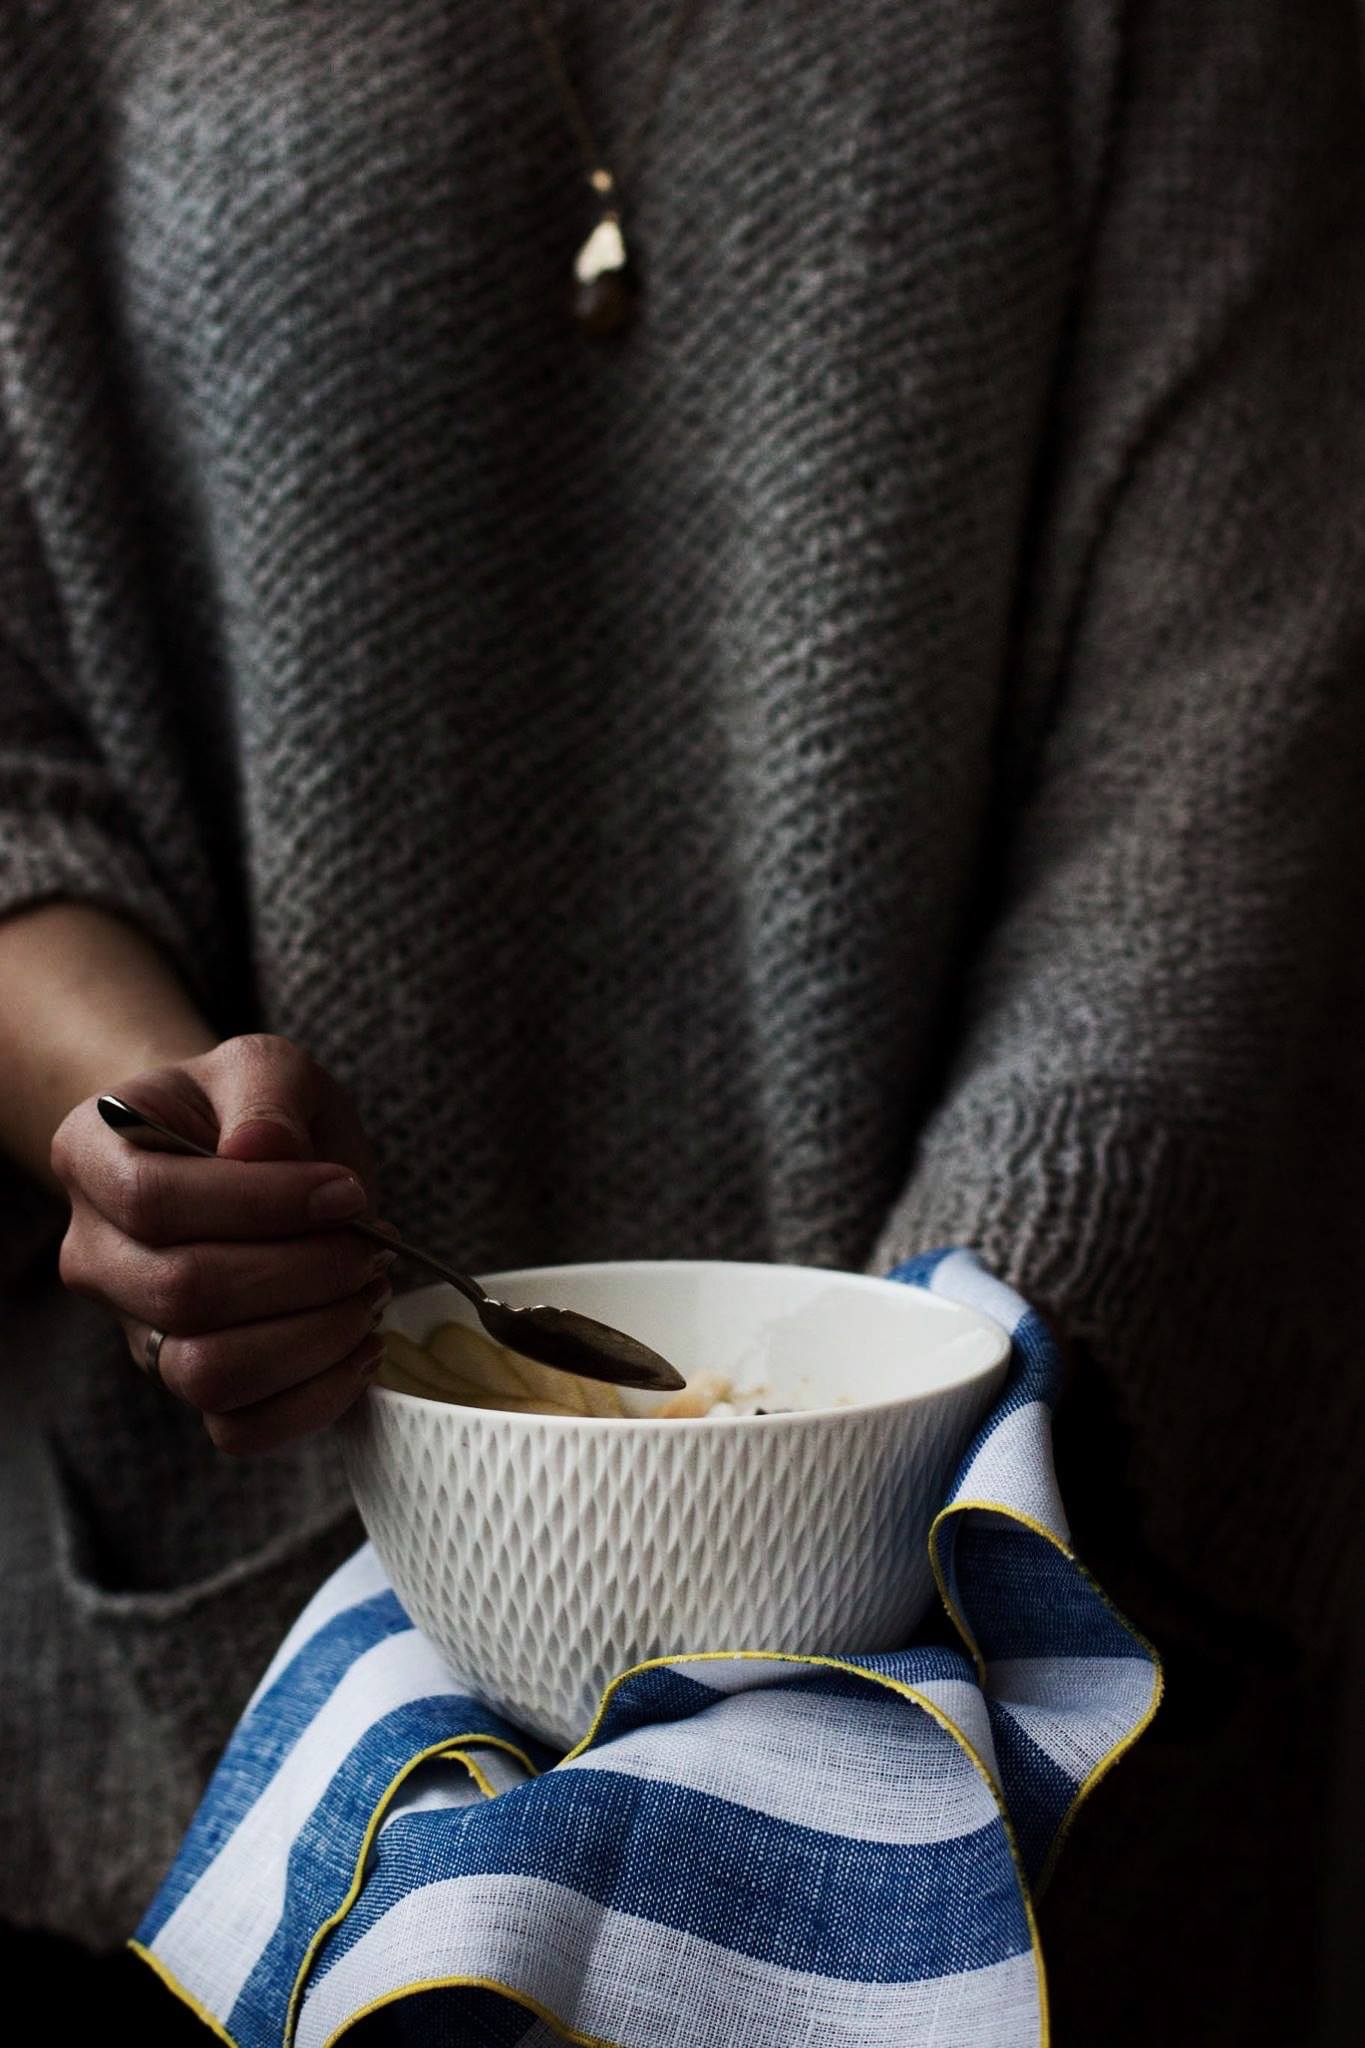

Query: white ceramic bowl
left=339, top=1260, right=1009, bottom=1749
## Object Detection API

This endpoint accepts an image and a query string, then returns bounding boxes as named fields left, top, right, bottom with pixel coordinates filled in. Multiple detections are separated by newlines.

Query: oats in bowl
left=378, top=1320, right=789, bottom=1418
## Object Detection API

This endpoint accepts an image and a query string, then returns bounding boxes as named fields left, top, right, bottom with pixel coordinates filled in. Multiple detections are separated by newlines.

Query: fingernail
left=365, top=1278, right=394, bottom=1325
left=358, top=1337, right=386, bottom=1378
left=368, top=1251, right=398, bottom=1280
left=308, top=1175, right=368, bottom=1224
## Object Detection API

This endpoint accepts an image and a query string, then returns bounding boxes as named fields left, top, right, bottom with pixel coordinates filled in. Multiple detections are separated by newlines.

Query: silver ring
left=142, top=1326, right=168, bottom=1388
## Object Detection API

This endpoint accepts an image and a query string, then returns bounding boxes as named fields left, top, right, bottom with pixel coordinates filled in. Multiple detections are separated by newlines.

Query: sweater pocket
left=40, top=1431, right=363, bottom=1787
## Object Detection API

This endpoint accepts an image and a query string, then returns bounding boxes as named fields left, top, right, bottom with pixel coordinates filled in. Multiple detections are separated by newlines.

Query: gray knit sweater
left=2, top=0, right=1363, bottom=1987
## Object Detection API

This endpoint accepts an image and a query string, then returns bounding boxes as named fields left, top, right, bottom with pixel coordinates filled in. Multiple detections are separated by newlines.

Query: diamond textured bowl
left=339, top=1259, right=1010, bottom=1749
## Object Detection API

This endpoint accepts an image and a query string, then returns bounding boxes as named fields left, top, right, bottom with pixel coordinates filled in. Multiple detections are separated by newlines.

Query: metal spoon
left=95, top=1094, right=684, bottom=1393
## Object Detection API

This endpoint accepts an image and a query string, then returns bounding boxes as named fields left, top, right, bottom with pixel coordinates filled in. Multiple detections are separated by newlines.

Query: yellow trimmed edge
left=320, top=1972, right=626, bottom=2048
left=283, top=1732, right=537, bottom=2046
left=444, top=1746, right=501, bottom=1800
left=127, top=1939, right=237, bottom=2045
left=559, top=1644, right=1050, bottom=2047
left=928, top=1496, right=1165, bottom=1898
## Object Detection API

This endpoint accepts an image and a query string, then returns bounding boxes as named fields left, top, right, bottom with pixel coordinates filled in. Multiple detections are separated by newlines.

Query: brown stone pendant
left=572, top=214, right=637, bottom=337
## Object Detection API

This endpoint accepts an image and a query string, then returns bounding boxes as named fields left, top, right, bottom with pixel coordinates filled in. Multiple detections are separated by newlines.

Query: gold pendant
left=572, top=211, right=637, bottom=336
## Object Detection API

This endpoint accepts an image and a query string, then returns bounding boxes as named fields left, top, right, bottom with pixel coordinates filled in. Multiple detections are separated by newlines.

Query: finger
left=68, top=1103, right=370, bottom=1244
left=61, top=1204, right=394, bottom=1333
left=52, top=1069, right=222, bottom=1188
left=200, top=1034, right=321, bottom=1161
left=120, top=1275, right=393, bottom=1411
left=203, top=1335, right=388, bottom=1456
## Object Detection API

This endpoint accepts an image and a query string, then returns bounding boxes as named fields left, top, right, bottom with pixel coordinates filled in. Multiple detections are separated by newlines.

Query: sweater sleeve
left=871, top=0, right=1365, bottom=1624
left=0, top=442, right=194, bottom=949
left=0, top=18, right=221, bottom=1027
left=0, top=408, right=200, bottom=1282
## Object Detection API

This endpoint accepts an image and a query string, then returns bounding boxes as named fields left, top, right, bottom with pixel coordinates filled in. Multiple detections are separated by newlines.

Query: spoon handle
left=95, top=1094, right=491, bottom=1311
left=96, top=1093, right=215, bottom=1158
left=344, top=1228, right=490, bottom=1311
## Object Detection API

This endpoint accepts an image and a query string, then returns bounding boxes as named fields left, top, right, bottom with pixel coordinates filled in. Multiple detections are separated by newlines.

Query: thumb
left=205, top=1035, right=319, bottom=1162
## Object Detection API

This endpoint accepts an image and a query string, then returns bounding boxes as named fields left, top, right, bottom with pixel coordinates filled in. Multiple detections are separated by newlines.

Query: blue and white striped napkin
left=131, top=1249, right=1161, bottom=2048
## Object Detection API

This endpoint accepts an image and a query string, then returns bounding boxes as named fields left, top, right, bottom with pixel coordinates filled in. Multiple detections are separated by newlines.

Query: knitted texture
left=1, top=0, right=1363, bottom=1990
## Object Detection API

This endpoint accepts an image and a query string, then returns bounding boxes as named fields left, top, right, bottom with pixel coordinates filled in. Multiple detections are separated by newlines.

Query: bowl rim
left=367, top=1258, right=1012, bottom=1431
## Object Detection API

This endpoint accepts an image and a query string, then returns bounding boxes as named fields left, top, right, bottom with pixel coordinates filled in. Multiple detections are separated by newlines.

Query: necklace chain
left=521, top=0, right=708, bottom=333
left=522, top=0, right=707, bottom=193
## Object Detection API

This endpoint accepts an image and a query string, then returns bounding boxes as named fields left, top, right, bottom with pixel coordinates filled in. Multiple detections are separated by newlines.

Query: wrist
left=0, top=901, right=217, bottom=1185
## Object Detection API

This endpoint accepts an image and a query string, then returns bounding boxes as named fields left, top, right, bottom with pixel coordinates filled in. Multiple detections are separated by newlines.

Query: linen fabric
left=134, top=1254, right=1160, bottom=2048
left=0, top=3, right=1361, bottom=2016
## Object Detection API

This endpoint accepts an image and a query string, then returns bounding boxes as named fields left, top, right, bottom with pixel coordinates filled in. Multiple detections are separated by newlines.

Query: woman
left=1, top=2, right=1362, bottom=2040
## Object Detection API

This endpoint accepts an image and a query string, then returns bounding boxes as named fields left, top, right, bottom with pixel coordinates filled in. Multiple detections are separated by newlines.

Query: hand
left=51, top=1034, right=395, bottom=1454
